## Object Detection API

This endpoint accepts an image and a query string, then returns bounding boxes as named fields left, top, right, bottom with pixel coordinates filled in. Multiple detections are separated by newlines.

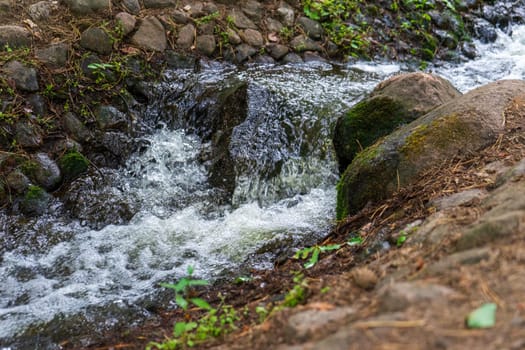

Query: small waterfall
left=3, top=24, right=525, bottom=346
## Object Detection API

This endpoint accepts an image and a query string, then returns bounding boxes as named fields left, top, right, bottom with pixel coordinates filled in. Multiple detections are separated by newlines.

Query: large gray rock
left=277, top=1, right=295, bottom=27
left=336, top=79, right=525, bottom=219
left=4, top=61, right=39, bottom=92
left=0, top=26, right=31, bottom=49
left=35, top=43, right=70, bottom=67
left=242, top=0, right=264, bottom=21
left=80, top=27, right=113, bottom=55
left=62, top=0, right=110, bottom=14
left=130, top=16, right=167, bottom=51
left=235, top=43, right=257, bottom=62
left=334, top=73, right=461, bottom=174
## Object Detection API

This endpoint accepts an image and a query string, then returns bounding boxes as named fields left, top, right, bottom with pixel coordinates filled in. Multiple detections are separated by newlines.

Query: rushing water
left=2, top=25, right=525, bottom=347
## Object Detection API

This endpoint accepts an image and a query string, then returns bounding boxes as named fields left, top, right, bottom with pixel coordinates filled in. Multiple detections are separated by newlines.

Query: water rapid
left=2, top=24, right=525, bottom=347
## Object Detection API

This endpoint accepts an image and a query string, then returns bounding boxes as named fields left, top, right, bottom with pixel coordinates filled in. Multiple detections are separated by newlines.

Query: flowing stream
left=2, top=25, right=525, bottom=348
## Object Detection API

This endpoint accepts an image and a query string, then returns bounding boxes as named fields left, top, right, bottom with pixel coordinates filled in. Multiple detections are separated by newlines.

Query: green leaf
left=159, top=282, right=178, bottom=290
left=187, top=265, right=194, bottom=276
left=176, top=294, right=189, bottom=310
left=174, top=322, right=188, bottom=337
left=191, top=297, right=213, bottom=310
left=466, top=303, right=497, bottom=329
left=319, top=244, right=341, bottom=252
left=347, top=236, right=363, bottom=246
left=304, top=247, right=320, bottom=268
left=188, top=279, right=209, bottom=287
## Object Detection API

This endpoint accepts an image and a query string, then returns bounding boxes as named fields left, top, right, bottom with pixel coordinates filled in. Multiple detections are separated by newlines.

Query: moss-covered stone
left=336, top=79, right=525, bottom=220
left=333, top=96, right=409, bottom=174
left=59, top=151, right=89, bottom=180
left=20, top=185, right=51, bottom=216
left=333, top=73, right=461, bottom=174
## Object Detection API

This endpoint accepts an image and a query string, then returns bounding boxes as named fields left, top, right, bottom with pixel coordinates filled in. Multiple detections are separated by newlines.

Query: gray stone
left=235, top=43, right=257, bottom=62
left=456, top=211, right=524, bottom=251
left=62, top=0, right=109, bottom=14
left=243, top=0, right=263, bottom=21
left=255, top=55, right=275, bottom=64
left=28, top=1, right=55, bottom=21
left=15, top=122, right=42, bottom=148
left=63, top=112, right=92, bottom=142
left=240, top=29, right=264, bottom=47
left=4, top=61, right=39, bottom=92
left=297, top=16, right=323, bottom=40
left=130, top=16, right=167, bottom=52
left=378, top=282, right=458, bottom=312
left=277, top=1, right=295, bottom=27
left=227, top=28, right=241, bottom=45
left=203, top=2, right=219, bottom=15
left=27, top=94, right=47, bottom=117
left=196, top=34, right=216, bottom=55
left=6, top=170, right=30, bottom=194
left=290, top=35, right=323, bottom=52
left=80, top=27, right=113, bottom=55
left=115, top=12, right=136, bottom=36
left=33, top=153, right=62, bottom=191
left=122, top=0, right=140, bottom=14
left=172, top=10, right=190, bottom=24
left=431, top=189, right=487, bottom=210
left=282, top=52, right=303, bottom=63
left=0, top=0, right=9, bottom=11
left=143, top=0, right=176, bottom=9
left=268, top=44, right=288, bottom=59
left=0, top=26, right=32, bottom=49
left=35, top=43, right=70, bottom=67
left=303, top=51, right=326, bottom=63
left=266, top=17, right=284, bottom=33
left=286, top=307, right=356, bottom=341
left=426, top=247, right=493, bottom=274
left=229, top=9, right=258, bottom=29
left=94, top=105, right=128, bottom=130
left=176, top=24, right=195, bottom=49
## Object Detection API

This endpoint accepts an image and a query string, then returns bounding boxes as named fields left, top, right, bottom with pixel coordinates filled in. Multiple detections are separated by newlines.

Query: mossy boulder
left=333, top=72, right=461, bottom=174
left=20, top=185, right=51, bottom=216
left=336, top=79, right=525, bottom=220
left=59, top=151, right=89, bottom=181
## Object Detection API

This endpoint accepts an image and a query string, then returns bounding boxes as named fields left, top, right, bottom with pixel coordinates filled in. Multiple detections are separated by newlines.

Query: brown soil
left=73, top=110, right=525, bottom=349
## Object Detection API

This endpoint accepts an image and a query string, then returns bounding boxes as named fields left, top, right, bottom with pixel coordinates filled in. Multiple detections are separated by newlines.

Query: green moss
left=401, top=114, right=472, bottom=158
left=24, top=185, right=45, bottom=201
left=334, top=96, right=409, bottom=173
left=20, top=160, right=39, bottom=178
left=335, top=142, right=382, bottom=220
left=59, top=151, right=89, bottom=180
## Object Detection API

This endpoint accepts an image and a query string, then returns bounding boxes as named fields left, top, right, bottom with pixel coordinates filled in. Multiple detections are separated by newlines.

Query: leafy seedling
left=294, top=244, right=341, bottom=268
left=160, top=265, right=210, bottom=310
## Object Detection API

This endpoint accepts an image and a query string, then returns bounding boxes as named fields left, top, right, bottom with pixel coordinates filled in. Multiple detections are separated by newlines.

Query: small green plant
left=283, top=273, right=307, bottom=307
left=195, top=11, right=220, bottom=25
left=148, top=268, right=240, bottom=350
left=294, top=243, right=341, bottom=268
left=255, top=306, right=269, bottom=323
left=160, top=265, right=210, bottom=311
left=347, top=235, right=363, bottom=246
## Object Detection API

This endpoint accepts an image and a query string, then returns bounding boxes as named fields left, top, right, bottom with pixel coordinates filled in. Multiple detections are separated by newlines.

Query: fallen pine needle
left=352, top=319, right=426, bottom=329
